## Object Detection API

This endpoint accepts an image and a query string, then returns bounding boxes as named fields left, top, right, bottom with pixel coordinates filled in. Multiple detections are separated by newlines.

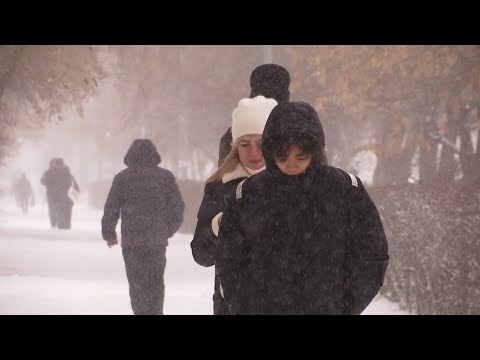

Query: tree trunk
left=438, top=108, right=459, bottom=183
left=419, top=121, right=438, bottom=183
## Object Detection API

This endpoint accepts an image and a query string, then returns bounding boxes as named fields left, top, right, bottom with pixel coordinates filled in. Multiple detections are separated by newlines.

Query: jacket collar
left=222, top=163, right=250, bottom=183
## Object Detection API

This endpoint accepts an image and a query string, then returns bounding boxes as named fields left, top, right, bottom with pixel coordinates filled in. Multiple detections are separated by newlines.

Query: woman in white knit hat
left=190, top=95, right=277, bottom=315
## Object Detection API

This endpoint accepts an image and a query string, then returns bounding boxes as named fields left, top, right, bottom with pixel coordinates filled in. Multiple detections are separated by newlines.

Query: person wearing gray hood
left=102, top=139, right=185, bottom=315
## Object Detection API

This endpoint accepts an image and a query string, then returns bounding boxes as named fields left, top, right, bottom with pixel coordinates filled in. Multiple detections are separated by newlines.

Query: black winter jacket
left=216, top=165, right=389, bottom=315
left=102, top=139, right=184, bottom=248
left=41, top=166, right=77, bottom=201
left=216, top=101, right=389, bottom=315
left=191, top=165, right=250, bottom=314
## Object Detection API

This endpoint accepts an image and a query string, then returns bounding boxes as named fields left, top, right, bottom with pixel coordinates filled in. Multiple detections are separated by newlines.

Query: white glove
left=211, top=212, right=223, bottom=237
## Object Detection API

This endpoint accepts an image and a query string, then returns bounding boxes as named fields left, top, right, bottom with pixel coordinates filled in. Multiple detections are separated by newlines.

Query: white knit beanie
left=231, top=95, right=278, bottom=141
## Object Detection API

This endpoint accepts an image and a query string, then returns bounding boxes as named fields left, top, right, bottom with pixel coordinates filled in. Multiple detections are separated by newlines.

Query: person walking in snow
left=216, top=101, right=389, bottom=315
left=191, top=95, right=278, bottom=315
left=217, top=63, right=290, bottom=166
left=102, top=139, right=185, bottom=315
left=12, top=172, right=34, bottom=214
left=40, top=158, right=79, bottom=229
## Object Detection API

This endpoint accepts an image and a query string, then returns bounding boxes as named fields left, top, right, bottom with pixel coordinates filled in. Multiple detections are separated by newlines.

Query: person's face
left=275, top=144, right=312, bottom=176
left=237, top=134, right=264, bottom=170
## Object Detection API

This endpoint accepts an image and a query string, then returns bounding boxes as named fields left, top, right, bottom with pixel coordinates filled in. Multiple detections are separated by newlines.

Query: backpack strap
left=346, top=172, right=358, bottom=187
left=235, top=179, right=247, bottom=199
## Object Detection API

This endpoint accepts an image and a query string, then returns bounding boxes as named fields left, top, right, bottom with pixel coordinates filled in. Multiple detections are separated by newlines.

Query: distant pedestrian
left=102, top=139, right=185, bottom=315
left=40, top=158, right=79, bottom=229
left=12, top=172, right=34, bottom=214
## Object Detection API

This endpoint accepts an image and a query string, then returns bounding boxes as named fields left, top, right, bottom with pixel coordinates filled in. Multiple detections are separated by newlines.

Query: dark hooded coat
left=101, top=139, right=184, bottom=248
left=216, top=102, right=389, bottom=315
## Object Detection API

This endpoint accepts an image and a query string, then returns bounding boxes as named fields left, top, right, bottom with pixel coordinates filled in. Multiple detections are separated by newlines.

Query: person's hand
left=107, top=239, right=118, bottom=248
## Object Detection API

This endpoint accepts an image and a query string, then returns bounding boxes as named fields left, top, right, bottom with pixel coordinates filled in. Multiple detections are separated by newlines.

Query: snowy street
left=0, top=199, right=408, bottom=315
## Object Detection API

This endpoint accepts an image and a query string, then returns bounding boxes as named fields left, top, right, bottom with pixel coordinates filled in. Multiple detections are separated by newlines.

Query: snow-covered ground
left=0, top=197, right=409, bottom=315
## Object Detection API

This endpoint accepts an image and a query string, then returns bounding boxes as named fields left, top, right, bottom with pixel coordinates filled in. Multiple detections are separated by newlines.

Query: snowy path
left=0, top=199, right=408, bottom=315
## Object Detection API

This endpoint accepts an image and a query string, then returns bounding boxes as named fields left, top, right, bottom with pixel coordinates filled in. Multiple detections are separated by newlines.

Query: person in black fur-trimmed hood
left=216, top=101, right=389, bottom=315
left=217, top=64, right=290, bottom=166
left=101, top=139, right=185, bottom=315
left=191, top=95, right=278, bottom=315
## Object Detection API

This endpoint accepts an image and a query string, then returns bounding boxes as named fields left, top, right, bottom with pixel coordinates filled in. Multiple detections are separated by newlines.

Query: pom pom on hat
left=231, top=95, right=278, bottom=141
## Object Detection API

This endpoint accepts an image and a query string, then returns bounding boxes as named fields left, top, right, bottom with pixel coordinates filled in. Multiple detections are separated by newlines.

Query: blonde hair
left=206, top=141, right=241, bottom=183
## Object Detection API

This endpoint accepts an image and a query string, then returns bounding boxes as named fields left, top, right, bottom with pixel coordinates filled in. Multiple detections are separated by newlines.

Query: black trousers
left=122, top=246, right=167, bottom=315
left=47, top=197, right=73, bottom=228
left=47, top=199, right=59, bottom=227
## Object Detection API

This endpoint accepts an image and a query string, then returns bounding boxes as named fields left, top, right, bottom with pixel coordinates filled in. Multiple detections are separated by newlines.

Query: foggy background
left=0, top=45, right=479, bottom=314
